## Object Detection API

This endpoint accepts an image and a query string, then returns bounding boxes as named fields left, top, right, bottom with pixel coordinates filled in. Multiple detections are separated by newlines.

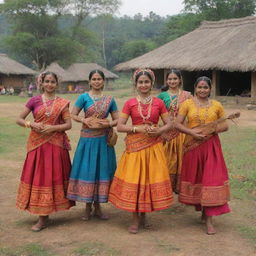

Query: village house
left=115, top=16, right=256, bottom=102
left=0, top=53, right=36, bottom=93
left=45, top=62, right=119, bottom=93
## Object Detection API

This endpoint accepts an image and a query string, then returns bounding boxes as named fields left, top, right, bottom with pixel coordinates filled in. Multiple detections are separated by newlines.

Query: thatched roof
left=0, top=53, right=36, bottom=75
left=44, top=62, right=73, bottom=82
left=67, top=63, right=119, bottom=82
left=115, top=16, right=256, bottom=72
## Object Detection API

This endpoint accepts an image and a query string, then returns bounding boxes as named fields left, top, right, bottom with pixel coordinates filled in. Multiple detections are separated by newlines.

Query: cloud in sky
left=117, top=0, right=184, bottom=17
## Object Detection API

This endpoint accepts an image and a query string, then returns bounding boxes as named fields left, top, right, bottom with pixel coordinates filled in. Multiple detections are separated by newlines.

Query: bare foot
left=82, top=203, right=92, bottom=221
left=93, top=203, right=109, bottom=220
left=206, top=216, right=216, bottom=235
left=31, top=216, right=48, bottom=232
left=128, top=224, right=139, bottom=234
left=140, top=213, right=152, bottom=229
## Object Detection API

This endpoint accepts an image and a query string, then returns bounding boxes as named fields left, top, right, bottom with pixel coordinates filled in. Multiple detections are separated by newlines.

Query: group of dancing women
left=16, top=68, right=230, bottom=235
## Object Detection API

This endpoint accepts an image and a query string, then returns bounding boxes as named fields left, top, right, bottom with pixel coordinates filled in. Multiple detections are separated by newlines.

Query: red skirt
left=179, top=135, right=230, bottom=216
left=16, top=142, right=75, bottom=215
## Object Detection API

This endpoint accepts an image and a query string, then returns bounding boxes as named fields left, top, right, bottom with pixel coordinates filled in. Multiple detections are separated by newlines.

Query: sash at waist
left=80, top=129, right=107, bottom=138
left=125, top=132, right=162, bottom=153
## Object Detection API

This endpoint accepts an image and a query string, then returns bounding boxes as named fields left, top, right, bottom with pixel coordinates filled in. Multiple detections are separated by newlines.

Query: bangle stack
left=25, top=121, right=31, bottom=128
left=132, top=126, right=137, bottom=133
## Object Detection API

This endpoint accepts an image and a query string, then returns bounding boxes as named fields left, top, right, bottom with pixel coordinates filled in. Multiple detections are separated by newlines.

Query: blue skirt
left=67, top=135, right=116, bottom=203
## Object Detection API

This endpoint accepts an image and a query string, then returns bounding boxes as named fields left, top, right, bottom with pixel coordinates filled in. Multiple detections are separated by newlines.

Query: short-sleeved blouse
left=120, top=97, right=168, bottom=125
left=179, top=98, right=225, bottom=128
left=74, top=93, right=118, bottom=117
left=26, top=95, right=70, bottom=120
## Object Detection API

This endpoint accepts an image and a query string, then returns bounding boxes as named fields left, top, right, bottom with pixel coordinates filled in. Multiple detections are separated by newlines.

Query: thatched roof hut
left=67, top=63, right=118, bottom=81
left=44, top=62, right=118, bottom=93
left=115, top=16, right=256, bottom=100
left=0, top=53, right=36, bottom=75
left=0, top=53, right=36, bottom=91
left=44, top=62, right=73, bottom=82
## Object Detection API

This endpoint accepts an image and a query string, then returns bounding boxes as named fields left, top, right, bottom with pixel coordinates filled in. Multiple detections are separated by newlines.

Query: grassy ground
left=0, top=93, right=255, bottom=255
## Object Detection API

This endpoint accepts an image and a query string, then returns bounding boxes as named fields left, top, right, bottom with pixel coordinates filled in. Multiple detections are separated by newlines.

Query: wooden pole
left=251, top=71, right=256, bottom=102
left=211, top=70, right=220, bottom=98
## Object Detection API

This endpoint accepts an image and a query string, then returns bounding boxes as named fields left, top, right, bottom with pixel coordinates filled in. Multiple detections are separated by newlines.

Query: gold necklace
left=169, top=89, right=181, bottom=115
left=194, top=97, right=210, bottom=125
left=89, top=93, right=105, bottom=116
left=137, top=96, right=153, bottom=122
left=42, top=94, right=56, bottom=117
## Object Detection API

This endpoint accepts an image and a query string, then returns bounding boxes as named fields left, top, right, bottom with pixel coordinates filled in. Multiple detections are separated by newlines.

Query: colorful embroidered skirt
left=67, top=135, right=116, bottom=203
left=109, top=142, right=173, bottom=212
left=16, top=142, right=74, bottom=215
left=179, top=135, right=230, bottom=216
left=163, top=132, right=186, bottom=192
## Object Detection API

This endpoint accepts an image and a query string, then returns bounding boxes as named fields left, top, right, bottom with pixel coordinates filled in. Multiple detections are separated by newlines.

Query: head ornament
left=133, top=68, right=155, bottom=84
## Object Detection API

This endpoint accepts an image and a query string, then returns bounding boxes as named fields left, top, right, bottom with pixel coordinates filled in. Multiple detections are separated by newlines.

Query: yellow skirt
left=163, top=132, right=186, bottom=192
left=109, top=142, right=173, bottom=212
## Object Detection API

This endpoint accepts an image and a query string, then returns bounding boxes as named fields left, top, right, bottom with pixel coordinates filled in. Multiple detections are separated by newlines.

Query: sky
left=0, top=0, right=184, bottom=17
left=117, top=0, right=184, bottom=17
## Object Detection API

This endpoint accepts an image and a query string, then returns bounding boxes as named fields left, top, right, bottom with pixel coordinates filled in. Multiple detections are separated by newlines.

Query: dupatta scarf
left=161, top=91, right=191, bottom=141
left=27, top=97, right=71, bottom=152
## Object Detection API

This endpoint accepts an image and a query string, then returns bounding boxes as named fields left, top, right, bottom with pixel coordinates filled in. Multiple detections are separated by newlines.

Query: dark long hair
left=89, top=70, right=105, bottom=81
left=194, top=76, right=212, bottom=89
left=40, top=71, right=59, bottom=84
left=194, top=76, right=212, bottom=97
left=161, top=68, right=183, bottom=91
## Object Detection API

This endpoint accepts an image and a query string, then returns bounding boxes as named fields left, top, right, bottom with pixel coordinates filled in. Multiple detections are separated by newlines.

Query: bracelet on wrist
left=132, top=126, right=137, bottom=133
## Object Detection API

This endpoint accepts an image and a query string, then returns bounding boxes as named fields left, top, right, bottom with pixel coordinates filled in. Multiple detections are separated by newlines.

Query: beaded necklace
left=89, top=93, right=105, bottom=117
left=194, top=96, right=211, bottom=125
left=169, top=89, right=181, bottom=116
left=137, top=95, right=153, bottom=122
left=42, top=94, right=56, bottom=117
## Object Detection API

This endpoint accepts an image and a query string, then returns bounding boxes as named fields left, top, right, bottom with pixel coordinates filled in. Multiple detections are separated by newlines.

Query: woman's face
left=136, top=75, right=152, bottom=95
left=41, top=74, right=57, bottom=94
left=167, top=73, right=181, bottom=90
left=90, top=73, right=104, bottom=90
left=195, top=80, right=211, bottom=98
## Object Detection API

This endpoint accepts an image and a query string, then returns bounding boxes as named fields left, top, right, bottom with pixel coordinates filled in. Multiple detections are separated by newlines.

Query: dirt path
left=0, top=100, right=255, bottom=256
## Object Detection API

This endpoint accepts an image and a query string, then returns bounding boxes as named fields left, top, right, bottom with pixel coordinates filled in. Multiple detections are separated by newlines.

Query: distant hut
left=115, top=16, right=256, bottom=101
left=44, top=62, right=74, bottom=93
left=0, top=53, right=36, bottom=92
left=66, top=63, right=119, bottom=92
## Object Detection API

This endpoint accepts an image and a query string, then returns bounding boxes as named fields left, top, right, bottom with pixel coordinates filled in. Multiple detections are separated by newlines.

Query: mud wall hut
left=0, top=53, right=36, bottom=92
left=115, top=16, right=256, bottom=102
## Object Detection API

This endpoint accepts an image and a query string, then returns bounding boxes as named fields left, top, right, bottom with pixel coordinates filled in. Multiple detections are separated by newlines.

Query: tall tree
left=183, top=0, right=256, bottom=20
left=0, top=0, right=77, bottom=69
left=68, top=0, right=121, bottom=38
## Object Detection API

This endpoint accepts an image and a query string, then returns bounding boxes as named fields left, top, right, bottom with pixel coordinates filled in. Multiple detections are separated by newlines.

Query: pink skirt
left=16, top=142, right=75, bottom=215
left=179, top=135, right=230, bottom=216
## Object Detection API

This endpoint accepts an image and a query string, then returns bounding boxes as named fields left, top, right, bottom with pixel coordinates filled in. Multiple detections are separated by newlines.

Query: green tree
left=120, top=39, right=157, bottom=62
left=69, top=0, right=121, bottom=38
left=0, top=0, right=76, bottom=69
left=183, top=0, right=256, bottom=20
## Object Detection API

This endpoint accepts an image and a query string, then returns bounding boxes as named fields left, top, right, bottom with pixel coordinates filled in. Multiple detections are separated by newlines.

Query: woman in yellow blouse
left=176, top=76, right=230, bottom=235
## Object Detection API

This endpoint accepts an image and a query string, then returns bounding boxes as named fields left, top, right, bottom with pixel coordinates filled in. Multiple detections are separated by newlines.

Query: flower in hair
left=133, top=68, right=155, bottom=84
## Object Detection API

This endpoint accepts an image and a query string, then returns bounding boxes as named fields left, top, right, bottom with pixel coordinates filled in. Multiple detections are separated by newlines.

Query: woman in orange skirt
left=158, top=69, right=191, bottom=192
left=109, top=69, right=203, bottom=234
left=16, top=72, right=74, bottom=231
